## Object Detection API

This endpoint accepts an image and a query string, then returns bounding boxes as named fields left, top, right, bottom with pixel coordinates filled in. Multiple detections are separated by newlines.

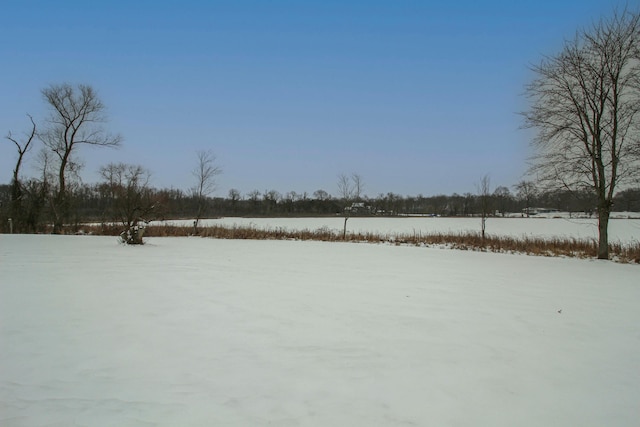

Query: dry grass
left=73, top=222, right=640, bottom=264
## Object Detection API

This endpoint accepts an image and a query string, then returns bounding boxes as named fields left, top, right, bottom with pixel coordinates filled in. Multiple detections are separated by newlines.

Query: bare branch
left=337, top=173, right=354, bottom=201
left=5, top=114, right=37, bottom=180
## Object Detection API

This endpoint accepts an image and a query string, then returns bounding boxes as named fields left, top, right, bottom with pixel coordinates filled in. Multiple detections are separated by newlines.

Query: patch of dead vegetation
left=75, top=223, right=640, bottom=264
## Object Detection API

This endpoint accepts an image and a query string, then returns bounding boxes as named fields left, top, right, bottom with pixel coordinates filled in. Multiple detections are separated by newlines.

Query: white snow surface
left=1, top=234, right=639, bottom=426
left=160, top=215, right=640, bottom=245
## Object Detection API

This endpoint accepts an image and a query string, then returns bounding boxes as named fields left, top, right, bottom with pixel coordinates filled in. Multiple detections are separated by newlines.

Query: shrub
left=119, top=223, right=146, bottom=245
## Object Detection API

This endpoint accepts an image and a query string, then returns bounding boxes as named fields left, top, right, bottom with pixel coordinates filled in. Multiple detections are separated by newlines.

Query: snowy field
left=1, top=234, right=639, bottom=427
left=160, top=215, right=640, bottom=245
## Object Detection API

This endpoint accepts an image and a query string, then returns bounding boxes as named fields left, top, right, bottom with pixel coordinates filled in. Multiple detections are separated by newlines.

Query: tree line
left=2, top=177, right=639, bottom=234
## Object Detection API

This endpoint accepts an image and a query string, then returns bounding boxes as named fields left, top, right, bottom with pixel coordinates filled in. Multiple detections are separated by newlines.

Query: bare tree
left=337, top=174, right=354, bottom=201
left=5, top=114, right=37, bottom=232
left=514, top=180, right=538, bottom=217
left=352, top=173, right=364, bottom=201
left=337, top=173, right=365, bottom=239
left=99, top=163, right=154, bottom=244
left=247, top=189, right=261, bottom=207
left=41, top=83, right=122, bottom=233
left=477, top=174, right=491, bottom=240
left=284, top=191, right=298, bottom=202
left=313, top=189, right=330, bottom=201
left=191, top=150, right=221, bottom=233
left=263, top=189, right=281, bottom=214
left=228, top=188, right=241, bottom=213
left=228, top=188, right=241, bottom=201
left=523, top=9, right=640, bottom=259
left=493, top=186, right=512, bottom=216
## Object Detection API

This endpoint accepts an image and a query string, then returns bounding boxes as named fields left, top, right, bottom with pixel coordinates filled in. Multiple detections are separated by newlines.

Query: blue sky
left=0, top=0, right=626, bottom=198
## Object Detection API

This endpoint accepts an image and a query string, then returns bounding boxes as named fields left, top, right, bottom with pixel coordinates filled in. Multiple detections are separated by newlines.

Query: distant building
left=345, top=202, right=372, bottom=215
left=522, top=207, right=560, bottom=216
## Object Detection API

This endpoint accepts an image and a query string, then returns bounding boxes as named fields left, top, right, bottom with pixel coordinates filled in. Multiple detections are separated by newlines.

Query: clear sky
left=0, top=0, right=627, bottom=198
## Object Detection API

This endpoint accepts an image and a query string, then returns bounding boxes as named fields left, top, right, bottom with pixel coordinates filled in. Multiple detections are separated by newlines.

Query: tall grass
left=76, top=223, right=640, bottom=263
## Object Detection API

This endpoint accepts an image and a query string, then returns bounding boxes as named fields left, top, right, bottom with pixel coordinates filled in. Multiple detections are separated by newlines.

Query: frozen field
left=1, top=234, right=639, bottom=426
left=160, top=215, right=640, bottom=245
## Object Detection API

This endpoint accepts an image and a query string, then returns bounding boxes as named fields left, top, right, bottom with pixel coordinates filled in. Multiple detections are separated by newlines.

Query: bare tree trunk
left=53, top=164, right=67, bottom=234
left=597, top=208, right=610, bottom=259
left=343, top=216, right=349, bottom=240
left=478, top=174, right=491, bottom=242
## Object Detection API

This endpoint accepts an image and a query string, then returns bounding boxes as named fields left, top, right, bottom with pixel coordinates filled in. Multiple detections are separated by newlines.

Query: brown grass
left=77, top=223, right=640, bottom=263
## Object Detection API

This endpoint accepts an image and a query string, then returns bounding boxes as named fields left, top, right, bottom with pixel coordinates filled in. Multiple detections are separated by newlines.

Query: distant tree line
left=2, top=179, right=639, bottom=233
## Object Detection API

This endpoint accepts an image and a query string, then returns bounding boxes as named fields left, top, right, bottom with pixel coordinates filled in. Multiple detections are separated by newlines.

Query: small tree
left=41, top=83, right=122, bottom=233
left=477, top=174, right=491, bottom=240
left=337, top=173, right=364, bottom=239
left=191, top=150, right=221, bottom=233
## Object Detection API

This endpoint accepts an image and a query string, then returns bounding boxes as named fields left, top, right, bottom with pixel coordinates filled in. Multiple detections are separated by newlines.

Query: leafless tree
left=514, top=180, right=538, bottom=217
left=228, top=188, right=241, bottom=201
left=40, top=83, right=122, bottom=233
left=337, top=173, right=354, bottom=201
left=493, top=186, right=511, bottom=216
left=352, top=173, right=364, bottom=201
left=247, top=189, right=261, bottom=207
left=99, top=163, right=154, bottom=244
left=477, top=174, right=491, bottom=240
left=523, top=9, right=640, bottom=259
left=228, top=188, right=241, bottom=213
left=31, top=149, right=56, bottom=228
left=337, top=173, right=365, bottom=239
left=284, top=191, right=298, bottom=202
left=313, top=189, right=330, bottom=201
left=5, top=114, right=37, bottom=232
left=36, top=149, right=55, bottom=191
left=263, top=189, right=281, bottom=213
left=191, top=150, right=221, bottom=232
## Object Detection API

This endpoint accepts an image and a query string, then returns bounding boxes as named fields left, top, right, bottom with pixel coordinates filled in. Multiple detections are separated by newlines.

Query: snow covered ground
left=1, top=234, right=639, bottom=426
left=160, top=215, right=640, bottom=245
